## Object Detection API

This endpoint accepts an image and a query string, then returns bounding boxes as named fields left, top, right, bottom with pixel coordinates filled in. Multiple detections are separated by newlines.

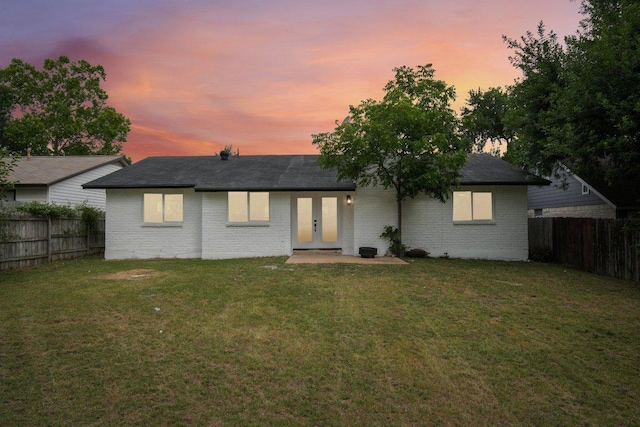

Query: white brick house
left=85, top=154, right=548, bottom=261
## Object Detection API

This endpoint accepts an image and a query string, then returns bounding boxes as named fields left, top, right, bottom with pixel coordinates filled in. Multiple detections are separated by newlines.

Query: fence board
left=0, top=216, right=105, bottom=270
left=529, top=218, right=640, bottom=281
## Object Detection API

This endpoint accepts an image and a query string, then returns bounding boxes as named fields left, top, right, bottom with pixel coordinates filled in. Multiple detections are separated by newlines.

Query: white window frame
left=452, top=190, right=494, bottom=223
left=143, top=193, right=184, bottom=225
left=227, top=191, right=270, bottom=224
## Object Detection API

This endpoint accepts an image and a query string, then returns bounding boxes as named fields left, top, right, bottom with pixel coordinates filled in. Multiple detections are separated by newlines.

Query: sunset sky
left=1, top=0, right=583, bottom=161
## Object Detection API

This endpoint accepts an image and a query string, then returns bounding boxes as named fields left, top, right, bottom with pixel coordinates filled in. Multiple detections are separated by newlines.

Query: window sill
left=453, top=220, right=496, bottom=225
left=226, top=222, right=270, bottom=227
left=142, top=222, right=184, bottom=227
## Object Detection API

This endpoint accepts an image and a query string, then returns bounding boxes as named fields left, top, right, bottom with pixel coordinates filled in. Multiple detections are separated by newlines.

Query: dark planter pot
left=359, top=247, right=378, bottom=258
left=220, top=150, right=230, bottom=160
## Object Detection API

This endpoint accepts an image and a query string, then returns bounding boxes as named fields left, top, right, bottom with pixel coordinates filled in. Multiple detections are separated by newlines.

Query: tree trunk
left=397, top=198, right=402, bottom=242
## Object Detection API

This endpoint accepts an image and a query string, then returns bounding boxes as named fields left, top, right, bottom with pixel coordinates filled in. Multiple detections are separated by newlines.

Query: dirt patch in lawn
left=96, top=269, right=166, bottom=280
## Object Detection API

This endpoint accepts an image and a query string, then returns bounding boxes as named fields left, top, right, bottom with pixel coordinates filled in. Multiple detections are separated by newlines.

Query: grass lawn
left=1, top=256, right=639, bottom=426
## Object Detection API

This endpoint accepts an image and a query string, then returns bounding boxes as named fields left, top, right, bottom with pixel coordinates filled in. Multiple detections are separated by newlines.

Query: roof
left=459, top=154, right=550, bottom=186
left=84, top=155, right=357, bottom=191
left=6, top=155, right=129, bottom=187
left=83, top=153, right=549, bottom=191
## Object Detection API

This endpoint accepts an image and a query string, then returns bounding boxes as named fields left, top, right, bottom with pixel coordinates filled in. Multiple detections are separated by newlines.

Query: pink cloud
left=1, top=0, right=583, bottom=161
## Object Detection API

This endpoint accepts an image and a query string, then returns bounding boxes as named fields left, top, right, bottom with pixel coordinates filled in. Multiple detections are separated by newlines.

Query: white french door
left=292, top=195, right=341, bottom=249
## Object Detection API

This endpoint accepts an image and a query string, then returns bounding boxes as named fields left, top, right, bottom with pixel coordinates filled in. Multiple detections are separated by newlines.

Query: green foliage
left=77, top=202, right=103, bottom=233
left=9, top=200, right=104, bottom=223
left=380, top=225, right=407, bottom=257
left=0, top=55, right=131, bottom=156
left=14, top=201, right=78, bottom=219
left=503, top=1, right=640, bottom=196
left=0, top=85, right=14, bottom=147
left=460, top=87, right=514, bottom=156
left=0, top=148, right=17, bottom=199
left=312, top=64, right=467, bottom=241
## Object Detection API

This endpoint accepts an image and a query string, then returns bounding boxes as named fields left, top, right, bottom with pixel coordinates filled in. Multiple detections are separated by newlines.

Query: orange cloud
left=6, top=0, right=581, bottom=162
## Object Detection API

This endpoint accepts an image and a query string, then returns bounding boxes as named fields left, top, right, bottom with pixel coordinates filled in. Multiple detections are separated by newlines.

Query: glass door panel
left=297, top=197, right=313, bottom=243
left=321, top=197, right=338, bottom=242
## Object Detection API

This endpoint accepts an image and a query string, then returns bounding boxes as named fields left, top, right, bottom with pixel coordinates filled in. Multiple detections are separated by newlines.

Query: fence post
left=47, top=217, right=52, bottom=263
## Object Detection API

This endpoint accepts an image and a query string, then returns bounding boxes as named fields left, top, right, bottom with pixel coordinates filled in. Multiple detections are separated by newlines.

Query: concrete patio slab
left=285, top=250, right=407, bottom=265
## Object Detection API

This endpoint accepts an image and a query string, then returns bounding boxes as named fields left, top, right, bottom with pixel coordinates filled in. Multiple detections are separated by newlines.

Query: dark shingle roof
left=84, top=153, right=549, bottom=191
left=6, top=155, right=129, bottom=186
left=84, top=155, right=357, bottom=191
left=459, top=154, right=550, bottom=186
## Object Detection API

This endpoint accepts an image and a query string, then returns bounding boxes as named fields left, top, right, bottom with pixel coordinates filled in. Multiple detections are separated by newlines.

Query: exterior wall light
left=346, top=195, right=352, bottom=205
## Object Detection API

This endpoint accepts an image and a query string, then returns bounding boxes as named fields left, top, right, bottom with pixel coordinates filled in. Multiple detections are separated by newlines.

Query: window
left=144, top=193, right=183, bottom=223
left=581, top=184, right=590, bottom=195
left=228, top=192, right=269, bottom=223
left=453, top=191, right=493, bottom=222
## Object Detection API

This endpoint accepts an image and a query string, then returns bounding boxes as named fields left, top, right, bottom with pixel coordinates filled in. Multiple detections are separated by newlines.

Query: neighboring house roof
left=7, top=155, right=130, bottom=187
left=84, top=153, right=548, bottom=191
left=528, top=167, right=640, bottom=211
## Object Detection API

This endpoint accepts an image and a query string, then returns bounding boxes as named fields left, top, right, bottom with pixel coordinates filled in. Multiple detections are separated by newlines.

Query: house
left=528, top=169, right=640, bottom=219
left=4, top=155, right=129, bottom=210
left=84, top=153, right=549, bottom=261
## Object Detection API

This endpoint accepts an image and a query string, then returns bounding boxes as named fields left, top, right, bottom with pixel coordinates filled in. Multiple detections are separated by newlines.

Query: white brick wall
left=403, top=185, right=529, bottom=260
left=353, top=185, right=530, bottom=261
left=201, top=192, right=292, bottom=259
left=353, top=186, right=399, bottom=256
left=341, top=192, right=356, bottom=255
left=104, top=186, right=529, bottom=261
left=104, top=189, right=202, bottom=260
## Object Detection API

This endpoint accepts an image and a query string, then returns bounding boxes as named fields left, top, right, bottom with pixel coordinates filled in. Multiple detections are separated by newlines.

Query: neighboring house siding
left=48, top=164, right=123, bottom=209
left=403, top=185, right=529, bottom=261
left=528, top=174, right=614, bottom=218
left=104, top=189, right=202, bottom=260
left=529, top=204, right=615, bottom=219
left=201, top=192, right=291, bottom=259
left=15, top=188, right=47, bottom=202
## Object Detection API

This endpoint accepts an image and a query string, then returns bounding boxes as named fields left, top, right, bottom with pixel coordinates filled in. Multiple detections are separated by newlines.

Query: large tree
left=312, top=64, right=467, bottom=242
left=0, top=86, right=17, bottom=197
left=0, top=56, right=131, bottom=156
left=504, top=0, right=640, bottom=190
left=460, top=86, right=514, bottom=156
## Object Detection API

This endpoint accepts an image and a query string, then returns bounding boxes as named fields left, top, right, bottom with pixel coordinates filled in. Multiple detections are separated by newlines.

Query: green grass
left=1, top=257, right=638, bottom=426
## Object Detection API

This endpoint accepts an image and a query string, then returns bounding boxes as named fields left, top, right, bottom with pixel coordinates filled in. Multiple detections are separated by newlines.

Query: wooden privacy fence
left=0, top=216, right=105, bottom=270
left=529, top=218, right=640, bottom=281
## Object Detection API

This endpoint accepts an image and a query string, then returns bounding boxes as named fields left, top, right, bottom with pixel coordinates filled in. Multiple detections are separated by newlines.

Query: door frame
left=291, top=193, right=343, bottom=250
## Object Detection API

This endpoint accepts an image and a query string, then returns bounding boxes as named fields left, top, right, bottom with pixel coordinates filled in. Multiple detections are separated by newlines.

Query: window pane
left=164, top=194, right=183, bottom=222
left=144, top=194, right=163, bottom=223
left=228, top=192, right=248, bottom=222
left=473, top=192, right=493, bottom=220
left=297, top=198, right=313, bottom=242
left=321, top=197, right=338, bottom=242
left=452, top=191, right=472, bottom=221
left=249, top=192, right=269, bottom=221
